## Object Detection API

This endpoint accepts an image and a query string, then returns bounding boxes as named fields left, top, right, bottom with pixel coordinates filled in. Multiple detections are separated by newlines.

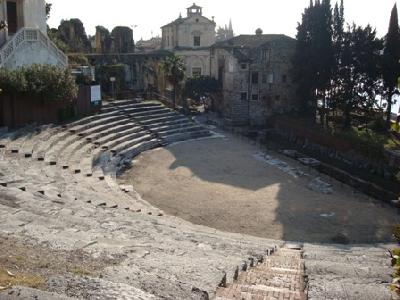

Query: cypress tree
left=333, top=0, right=344, bottom=63
left=383, top=4, right=400, bottom=128
left=293, top=0, right=334, bottom=122
left=330, top=1, right=345, bottom=118
left=293, top=2, right=314, bottom=115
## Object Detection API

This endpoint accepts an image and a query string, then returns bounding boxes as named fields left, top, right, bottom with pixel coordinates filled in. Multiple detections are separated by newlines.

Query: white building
left=161, top=3, right=215, bottom=77
left=0, top=0, right=67, bottom=69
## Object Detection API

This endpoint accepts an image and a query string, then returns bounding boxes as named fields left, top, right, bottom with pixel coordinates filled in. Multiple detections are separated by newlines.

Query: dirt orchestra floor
left=118, top=132, right=400, bottom=244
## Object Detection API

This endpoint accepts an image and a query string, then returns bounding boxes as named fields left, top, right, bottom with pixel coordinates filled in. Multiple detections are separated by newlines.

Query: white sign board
left=90, top=85, right=101, bottom=103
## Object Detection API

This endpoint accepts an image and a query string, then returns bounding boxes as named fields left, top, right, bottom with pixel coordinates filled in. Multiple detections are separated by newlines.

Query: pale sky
left=47, top=0, right=396, bottom=41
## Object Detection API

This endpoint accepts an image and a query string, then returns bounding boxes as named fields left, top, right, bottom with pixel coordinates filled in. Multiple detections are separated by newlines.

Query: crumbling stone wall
left=111, top=26, right=134, bottom=54
left=58, top=19, right=91, bottom=53
left=95, top=26, right=134, bottom=54
left=95, top=26, right=112, bottom=54
left=86, top=51, right=169, bottom=94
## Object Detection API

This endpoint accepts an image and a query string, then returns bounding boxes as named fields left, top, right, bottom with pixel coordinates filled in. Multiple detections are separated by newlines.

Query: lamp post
left=110, top=77, right=116, bottom=100
left=130, top=24, right=138, bottom=52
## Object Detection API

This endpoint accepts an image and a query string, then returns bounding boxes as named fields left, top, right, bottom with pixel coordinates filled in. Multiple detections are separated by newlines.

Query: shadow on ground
left=120, top=132, right=400, bottom=244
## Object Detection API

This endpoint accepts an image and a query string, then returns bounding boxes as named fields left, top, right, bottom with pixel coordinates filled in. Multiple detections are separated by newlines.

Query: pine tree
left=383, top=4, right=400, bottom=128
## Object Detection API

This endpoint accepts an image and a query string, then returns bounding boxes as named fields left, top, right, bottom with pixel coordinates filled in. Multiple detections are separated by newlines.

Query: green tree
left=293, top=0, right=335, bottom=124
left=183, top=76, right=221, bottom=110
left=48, top=27, right=70, bottom=53
left=45, top=2, right=52, bottom=20
left=347, top=25, right=382, bottom=128
left=351, top=25, right=383, bottom=130
left=329, top=0, right=345, bottom=121
left=382, top=4, right=400, bottom=129
left=161, top=54, right=185, bottom=109
left=293, top=1, right=315, bottom=116
left=330, top=24, right=383, bottom=129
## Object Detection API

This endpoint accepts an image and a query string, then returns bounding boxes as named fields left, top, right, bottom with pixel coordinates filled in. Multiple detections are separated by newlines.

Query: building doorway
left=6, top=1, right=18, bottom=35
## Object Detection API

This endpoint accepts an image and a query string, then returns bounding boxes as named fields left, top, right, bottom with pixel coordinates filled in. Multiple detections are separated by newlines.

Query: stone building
left=210, top=29, right=297, bottom=126
left=135, top=36, right=161, bottom=53
left=161, top=3, right=215, bottom=77
left=0, top=0, right=67, bottom=68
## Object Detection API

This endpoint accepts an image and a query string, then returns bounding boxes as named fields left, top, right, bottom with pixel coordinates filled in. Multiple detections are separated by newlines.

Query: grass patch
left=67, top=266, right=91, bottom=276
left=0, top=267, right=45, bottom=289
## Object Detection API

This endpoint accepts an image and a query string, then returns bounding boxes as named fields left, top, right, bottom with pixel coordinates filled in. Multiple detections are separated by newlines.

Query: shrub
left=0, top=65, right=77, bottom=101
left=68, top=54, right=89, bottom=66
left=370, top=116, right=387, bottom=133
left=75, top=73, right=92, bottom=86
left=0, top=68, right=27, bottom=94
left=394, top=225, right=400, bottom=243
left=391, top=226, right=400, bottom=295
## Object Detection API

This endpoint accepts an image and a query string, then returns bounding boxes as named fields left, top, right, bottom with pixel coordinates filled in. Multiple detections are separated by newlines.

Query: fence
left=0, top=86, right=100, bottom=128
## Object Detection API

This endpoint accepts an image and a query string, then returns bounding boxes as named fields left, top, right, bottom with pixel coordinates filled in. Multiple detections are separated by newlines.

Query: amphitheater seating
left=0, top=99, right=392, bottom=299
left=0, top=99, right=212, bottom=214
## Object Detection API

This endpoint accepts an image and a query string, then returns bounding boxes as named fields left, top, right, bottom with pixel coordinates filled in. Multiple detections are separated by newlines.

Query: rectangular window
left=262, top=49, right=271, bottom=63
left=268, top=73, right=274, bottom=84
left=240, top=63, right=247, bottom=70
left=251, top=72, right=259, bottom=84
left=252, top=94, right=259, bottom=101
left=192, top=67, right=202, bottom=77
left=194, top=36, right=201, bottom=46
left=262, top=73, right=267, bottom=84
left=240, top=92, right=247, bottom=101
left=282, top=75, right=287, bottom=83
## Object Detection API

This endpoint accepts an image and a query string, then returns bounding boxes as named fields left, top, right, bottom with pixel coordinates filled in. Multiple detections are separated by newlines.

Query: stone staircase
left=216, top=244, right=308, bottom=300
left=0, top=28, right=68, bottom=69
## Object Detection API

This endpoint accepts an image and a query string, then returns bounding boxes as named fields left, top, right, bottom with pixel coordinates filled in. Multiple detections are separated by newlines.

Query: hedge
left=0, top=64, right=78, bottom=101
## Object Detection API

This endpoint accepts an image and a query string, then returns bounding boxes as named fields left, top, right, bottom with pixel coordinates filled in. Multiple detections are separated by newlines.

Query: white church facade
left=161, top=3, right=216, bottom=77
left=0, top=0, right=67, bottom=69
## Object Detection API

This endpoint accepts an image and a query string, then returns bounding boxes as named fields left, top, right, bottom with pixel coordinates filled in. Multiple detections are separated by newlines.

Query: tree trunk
left=173, top=83, right=176, bottom=109
left=343, top=105, right=351, bottom=129
left=386, top=88, right=393, bottom=130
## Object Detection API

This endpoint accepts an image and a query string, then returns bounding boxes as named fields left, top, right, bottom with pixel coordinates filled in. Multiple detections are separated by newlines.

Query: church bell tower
left=187, top=3, right=202, bottom=17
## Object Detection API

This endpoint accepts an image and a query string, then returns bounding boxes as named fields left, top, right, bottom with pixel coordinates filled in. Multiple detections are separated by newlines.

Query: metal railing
left=0, top=28, right=68, bottom=68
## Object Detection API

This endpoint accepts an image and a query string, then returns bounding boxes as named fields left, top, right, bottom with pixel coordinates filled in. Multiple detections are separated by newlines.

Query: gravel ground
left=119, top=131, right=400, bottom=244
